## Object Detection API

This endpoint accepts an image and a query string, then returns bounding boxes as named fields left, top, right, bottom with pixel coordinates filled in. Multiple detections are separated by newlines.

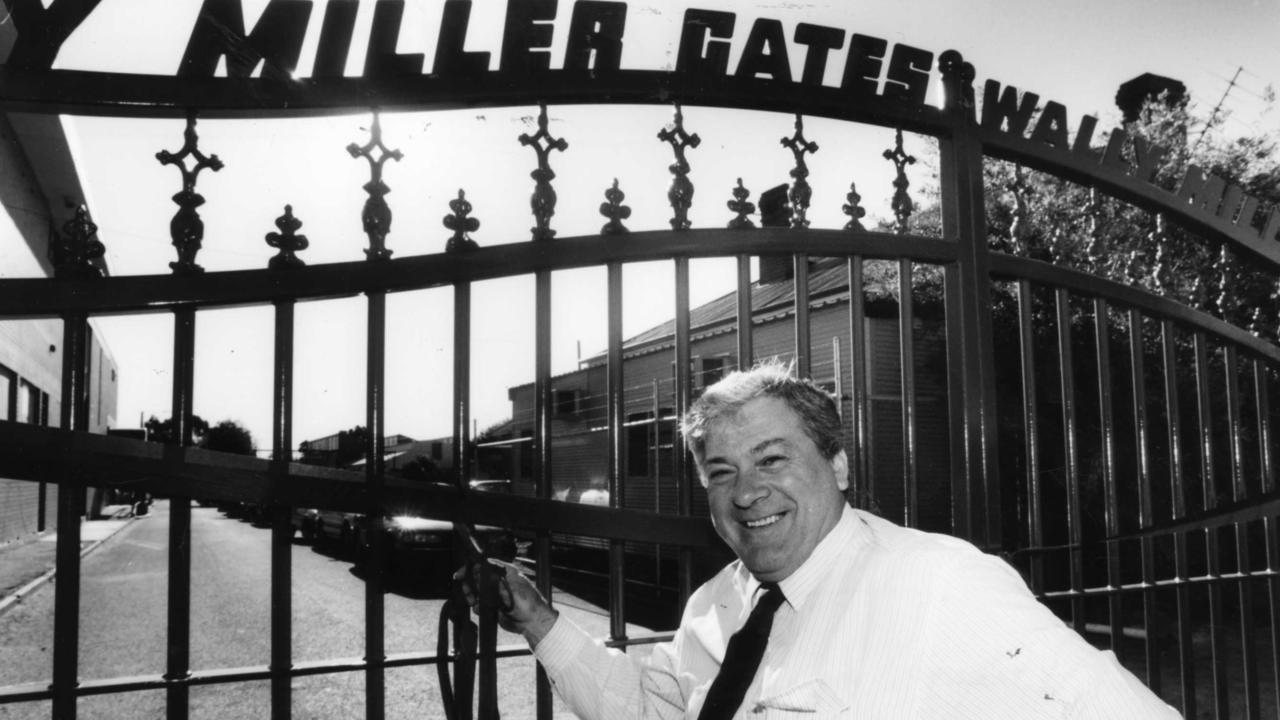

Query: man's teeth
left=746, top=514, right=780, bottom=528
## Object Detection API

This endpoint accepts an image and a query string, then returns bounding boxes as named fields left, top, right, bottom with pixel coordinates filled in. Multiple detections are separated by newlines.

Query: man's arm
left=459, top=559, right=688, bottom=720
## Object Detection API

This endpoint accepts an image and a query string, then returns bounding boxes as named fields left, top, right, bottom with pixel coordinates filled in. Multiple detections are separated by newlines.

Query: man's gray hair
left=681, top=359, right=844, bottom=463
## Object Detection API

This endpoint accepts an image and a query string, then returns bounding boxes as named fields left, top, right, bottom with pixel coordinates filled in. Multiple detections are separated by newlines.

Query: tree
left=144, top=414, right=209, bottom=445
left=200, top=419, right=256, bottom=455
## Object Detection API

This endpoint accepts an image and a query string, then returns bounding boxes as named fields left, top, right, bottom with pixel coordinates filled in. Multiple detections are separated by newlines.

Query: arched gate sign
left=0, top=2, right=1278, bottom=719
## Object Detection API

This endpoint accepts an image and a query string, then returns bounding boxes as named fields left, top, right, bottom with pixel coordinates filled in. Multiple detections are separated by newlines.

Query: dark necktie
left=697, top=583, right=786, bottom=720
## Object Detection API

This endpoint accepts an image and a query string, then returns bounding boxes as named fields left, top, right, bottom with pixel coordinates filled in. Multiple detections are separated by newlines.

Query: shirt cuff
left=531, top=613, right=596, bottom=673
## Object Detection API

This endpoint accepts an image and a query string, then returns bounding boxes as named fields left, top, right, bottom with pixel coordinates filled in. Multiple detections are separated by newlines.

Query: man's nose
left=732, top=468, right=770, bottom=507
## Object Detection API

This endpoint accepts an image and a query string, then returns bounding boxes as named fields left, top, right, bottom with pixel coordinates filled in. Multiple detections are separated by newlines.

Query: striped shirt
left=534, top=505, right=1181, bottom=719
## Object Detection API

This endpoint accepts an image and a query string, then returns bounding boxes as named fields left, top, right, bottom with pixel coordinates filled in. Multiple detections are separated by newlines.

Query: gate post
left=937, top=52, right=1003, bottom=550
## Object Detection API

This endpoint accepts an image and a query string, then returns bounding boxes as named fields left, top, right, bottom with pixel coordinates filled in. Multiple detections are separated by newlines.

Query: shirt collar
left=734, top=504, right=864, bottom=611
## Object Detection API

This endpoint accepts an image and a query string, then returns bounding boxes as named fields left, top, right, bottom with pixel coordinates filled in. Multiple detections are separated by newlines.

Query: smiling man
left=465, top=362, right=1180, bottom=719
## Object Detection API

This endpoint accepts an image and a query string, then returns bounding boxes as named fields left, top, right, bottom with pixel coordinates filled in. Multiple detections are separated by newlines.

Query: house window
left=626, top=413, right=652, bottom=477
left=554, top=389, right=579, bottom=417
left=701, top=356, right=728, bottom=387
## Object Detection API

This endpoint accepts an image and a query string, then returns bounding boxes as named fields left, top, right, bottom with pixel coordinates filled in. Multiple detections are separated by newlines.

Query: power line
left=1194, top=66, right=1243, bottom=153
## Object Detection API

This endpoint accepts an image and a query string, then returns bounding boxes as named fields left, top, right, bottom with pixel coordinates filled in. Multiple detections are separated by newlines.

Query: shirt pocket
left=749, top=679, right=849, bottom=719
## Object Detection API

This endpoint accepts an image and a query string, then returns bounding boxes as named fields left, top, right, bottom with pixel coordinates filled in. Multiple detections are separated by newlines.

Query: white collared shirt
left=534, top=505, right=1181, bottom=719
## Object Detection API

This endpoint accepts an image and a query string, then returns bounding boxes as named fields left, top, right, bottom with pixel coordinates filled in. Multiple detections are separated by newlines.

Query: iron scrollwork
left=842, top=183, right=867, bottom=232
left=883, top=129, right=916, bottom=234
left=519, top=103, right=568, bottom=242
left=156, top=110, right=223, bottom=274
left=727, top=179, right=756, bottom=230
left=599, top=179, right=631, bottom=235
left=347, top=110, right=402, bottom=261
left=657, top=104, right=700, bottom=231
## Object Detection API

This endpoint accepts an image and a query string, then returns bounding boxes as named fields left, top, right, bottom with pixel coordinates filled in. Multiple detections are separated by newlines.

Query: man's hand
left=455, top=558, right=559, bottom=648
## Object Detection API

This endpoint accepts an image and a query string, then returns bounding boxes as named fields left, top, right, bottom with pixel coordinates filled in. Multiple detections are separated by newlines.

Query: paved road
left=0, top=501, right=652, bottom=719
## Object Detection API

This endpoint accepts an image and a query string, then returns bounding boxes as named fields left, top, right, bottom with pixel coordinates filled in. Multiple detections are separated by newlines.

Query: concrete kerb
left=0, top=513, right=137, bottom=617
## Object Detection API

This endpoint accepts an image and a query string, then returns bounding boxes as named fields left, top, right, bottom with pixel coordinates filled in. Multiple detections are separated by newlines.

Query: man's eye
left=760, top=455, right=785, bottom=468
left=707, top=469, right=733, bottom=484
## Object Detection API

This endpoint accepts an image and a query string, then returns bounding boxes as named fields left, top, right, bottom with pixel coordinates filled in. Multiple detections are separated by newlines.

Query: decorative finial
left=658, top=103, right=701, bottom=231
left=519, top=103, right=568, bottom=241
left=156, top=109, right=223, bottom=274
left=883, top=129, right=916, bottom=234
left=780, top=114, right=818, bottom=229
left=265, top=205, right=309, bottom=270
left=346, top=109, right=402, bottom=261
left=50, top=205, right=105, bottom=279
left=727, top=179, right=756, bottom=230
left=842, top=183, right=867, bottom=232
left=599, top=179, right=631, bottom=235
left=444, top=189, right=481, bottom=253
left=1005, top=166, right=1030, bottom=254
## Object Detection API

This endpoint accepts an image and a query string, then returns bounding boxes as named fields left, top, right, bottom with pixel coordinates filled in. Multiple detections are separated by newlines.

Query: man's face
left=698, top=396, right=848, bottom=583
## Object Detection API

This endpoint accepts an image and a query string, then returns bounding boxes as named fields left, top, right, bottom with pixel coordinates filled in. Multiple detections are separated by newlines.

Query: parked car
left=311, top=509, right=364, bottom=557
left=291, top=507, right=319, bottom=543
left=358, top=514, right=513, bottom=583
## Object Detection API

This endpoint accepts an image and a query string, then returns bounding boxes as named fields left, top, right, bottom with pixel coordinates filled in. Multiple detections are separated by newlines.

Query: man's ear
left=830, top=450, right=849, bottom=492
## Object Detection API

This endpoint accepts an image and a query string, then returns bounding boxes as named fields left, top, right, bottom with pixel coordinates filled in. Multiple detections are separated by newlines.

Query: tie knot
left=754, top=583, right=785, bottom=616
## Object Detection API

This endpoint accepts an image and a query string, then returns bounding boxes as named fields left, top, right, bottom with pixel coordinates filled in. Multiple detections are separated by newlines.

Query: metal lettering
left=883, top=43, right=932, bottom=105
left=793, top=23, right=844, bottom=86
left=1071, top=114, right=1098, bottom=154
left=5, top=0, right=104, bottom=71
left=313, top=0, right=357, bottom=78
left=1131, top=135, right=1167, bottom=183
left=500, top=0, right=558, bottom=76
left=841, top=34, right=887, bottom=98
left=364, top=0, right=423, bottom=78
left=980, top=81, right=1039, bottom=135
left=734, top=18, right=791, bottom=81
left=179, top=0, right=313, bottom=80
left=675, top=9, right=736, bottom=78
left=565, top=1, right=628, bottom=73
left=434, top=0, right=491, bottom=77
left=1029, top=100, right=1069, bottom=148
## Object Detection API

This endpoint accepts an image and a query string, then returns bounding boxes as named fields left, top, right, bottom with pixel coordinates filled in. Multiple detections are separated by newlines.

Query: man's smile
left=743, top=512, right=785, bottom=529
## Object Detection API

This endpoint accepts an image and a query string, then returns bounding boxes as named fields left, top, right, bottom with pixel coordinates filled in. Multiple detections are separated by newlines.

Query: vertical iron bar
left=1055, top=289, right=1084, bottom=632
left=1254, top=360, right=1280, bottom=716
left=271, top=300, right=296, bottom=720
left=365, top=290, right=387, bottom=720
left=736, top=256, right=752, bottom=368
left=533, top=270, right=554, bottom=719
left=652, top=379, right=661, bottom=586
left=943, top=265, right=968, bottom=537
left=1194, top=332, right=1229, bottom=720
left=1127, top=309, right=1159, bottom=692
left=1018, top=280, right=1043, bottom=594
left=899, top=259, right=918, bottom=527
left=1092, top=298, right=1122, bottom=652
left=847, top=257, right=870, bottom=512
left=1162, top=320, right=1196, bottom=718
left=51, top=311, right=90, bottom=720
left=453, top=282, right=473, bottom=491
left=793, top=254, right=810, bottom=378
left=167, top=306, right=196, bottom=720
left=607, top=262, right=627, bottom=643
left=674, top=258, right=694, bottom=605
left=1223, top=346, right=1259, bottom=719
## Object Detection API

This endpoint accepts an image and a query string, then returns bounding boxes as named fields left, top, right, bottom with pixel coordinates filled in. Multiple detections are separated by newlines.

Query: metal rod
left=453, top=282, right=473, bottom=490
left=736, top=255, right=752, bottom=368
left=1055, top=289, right=1084, bottom=632
left=899, top=259, right=917, bottom=527
left=794, top=253, right=810, bottom=378
left=942, top=264, right=967, bottom=536
left=1161, top=320, right=1196, bottom=718
left=167, top=306, right=197, bottom=720
left=1018, top=281, right=1043, bottom=594
left=1127, top=308, right=1159, bottom=691
left=365, top=290, right=387, bottom=720
left=607, top=261, right=627, bottom=643
left=674, top=257, right=694, bottom=605
left=1223, top=346, right=1259, bottom=719
left=847, top=257, right=870, bottom=512
left=533, top=269, right=554, bottom=719
left=271, top=299, right=296, bottom=720
left=1193, top=332, right=1230, bottom=720
left=1092, top=298, right=1122, bottom=653
left=51, top=311, right=90, bottom=720
left=1255, top=360, right=1280, bottom=715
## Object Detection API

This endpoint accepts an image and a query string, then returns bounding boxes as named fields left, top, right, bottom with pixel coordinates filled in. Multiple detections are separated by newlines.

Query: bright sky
left=20, top=0, right=1280, bottom=454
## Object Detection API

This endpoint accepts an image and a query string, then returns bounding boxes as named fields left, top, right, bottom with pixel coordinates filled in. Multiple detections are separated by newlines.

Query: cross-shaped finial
left=347, top=109, right=403, bottom=261
left=658, top=103, right=701, bottom=230
left=727, top=179, right=756, bottom=230
left=883, top=129, right=916, bottom=234
left=599, top=179, right=631, bottom=235
left=265, top=205, right=309, bottom=270
left=781, top=114, right=818, bottom=229
left=519, top=103, right=568, bottom=241
left=1005, top=165, right=1031, bottom=254
left=157, top=110, right=223, bottom=274
left=445, top=189, right=481, bottom=253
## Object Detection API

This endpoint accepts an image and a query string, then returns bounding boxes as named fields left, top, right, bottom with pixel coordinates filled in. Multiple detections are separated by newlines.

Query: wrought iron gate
left=1, top=5, right=1279, bottom=719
